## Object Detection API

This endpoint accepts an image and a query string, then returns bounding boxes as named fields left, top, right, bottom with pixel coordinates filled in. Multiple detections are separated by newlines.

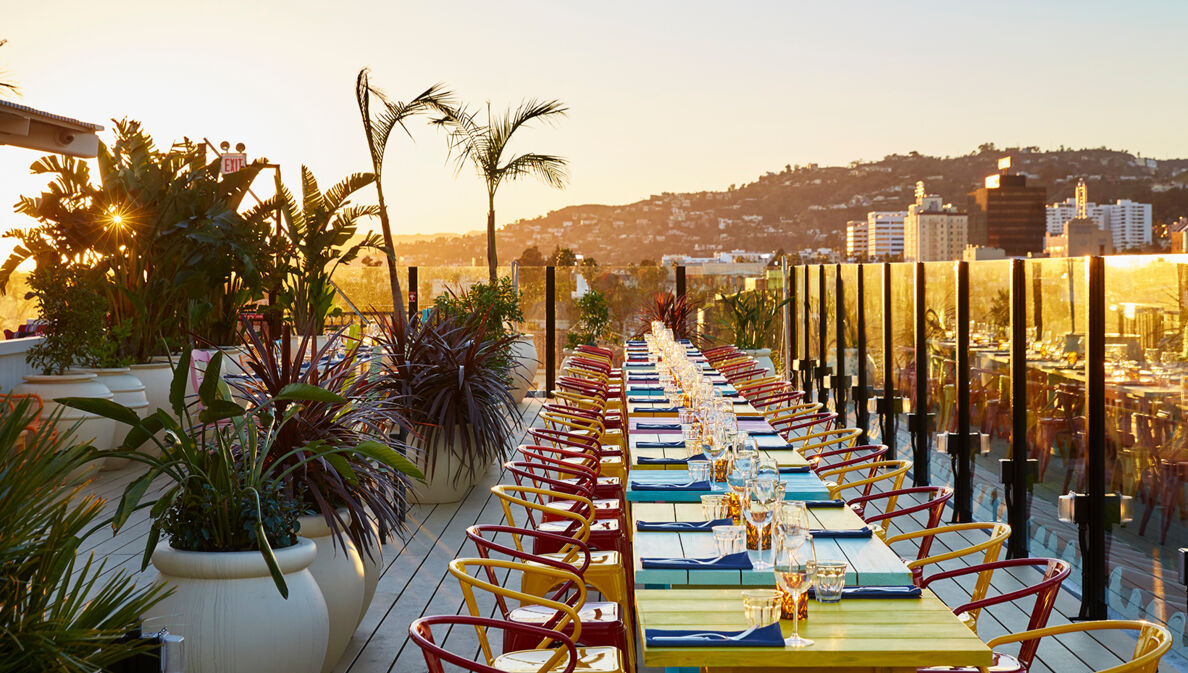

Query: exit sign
left=220, top=153, right=247, bottom=175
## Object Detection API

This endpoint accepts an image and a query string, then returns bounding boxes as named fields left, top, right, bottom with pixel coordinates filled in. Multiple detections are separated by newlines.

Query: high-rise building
left=845, top=220, right=868, bottom=259
left=1045, top=179, right=1152, bottom=250
left=903, top=181, right=968, bottom=262
left=866, top=210, right=907, bottom=260
left=967, top=159, right=1046, bottom=257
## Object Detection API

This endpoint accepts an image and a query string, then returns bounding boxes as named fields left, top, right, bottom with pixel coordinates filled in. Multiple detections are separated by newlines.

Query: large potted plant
left=13, top=262, right=115, bottom=460
left=566, top=289, right=613, bottom=350
left=718, top=289, right=790, bottom=375
left=60, top=351, right=418, bottom=673
left=375, top=310, right=519, bottom=504
left=434, top=276, right=535, bottom=403
left=633, top=290, right=696, bottom=343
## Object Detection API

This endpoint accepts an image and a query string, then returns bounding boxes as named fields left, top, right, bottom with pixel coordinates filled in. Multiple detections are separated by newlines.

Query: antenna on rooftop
left=1075, top=178, right=1089, bottom=220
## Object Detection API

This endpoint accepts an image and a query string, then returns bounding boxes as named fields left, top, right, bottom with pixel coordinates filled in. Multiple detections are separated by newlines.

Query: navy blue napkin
left=629, top=385, right=663, bottom=391
left=645, top=622, right=783, bottom=648
left=628, top=377, right=660, bottom=383
left=807, top=585, right=921, bottom=599
left=635, top=440, right=686, bottom=448
left=804, top=499, right=847, bottom=508
left=809, top=527, right=873, bottom=538
left=778, top=465, right=812, bottom=474
left=628, top=396, right=669, bottom=404
left=636, top=517, right=732, bottom=532
left=630, top=479, right=711, bottom=492
left=637, top=406, right=680, bottom=413
left=745, top=430, right=781, bottom=436
left=636, top=422, right=680, bottom=430
left=640, top=551, right=753, bottom=570
left=625, top=363, right=655, bottom=369
left=637, top=453, right=708, bottom=465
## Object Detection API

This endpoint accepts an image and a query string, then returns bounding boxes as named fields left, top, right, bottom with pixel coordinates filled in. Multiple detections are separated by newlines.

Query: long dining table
left=618, top=339, right=991, bottom=672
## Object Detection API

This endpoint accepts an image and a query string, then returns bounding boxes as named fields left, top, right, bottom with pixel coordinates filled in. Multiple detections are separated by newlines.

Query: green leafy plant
left=436, top=99, right=569, bottom=283
left=59, top=349, right=419, bottom=597
left=0, top=399, right=170, bottom=672
left=567, top=290, right=612, bottom=348
left=373, top=309, right=520, bottom=484
left=24, top=263, right=113, bottom=374
left=252, top=166, right=381, bottom=334
left=633, top=291, right=696, bottom=342
left=718, top=289, right=790, bottom=350
left=433, top=276, right=524, bottom=343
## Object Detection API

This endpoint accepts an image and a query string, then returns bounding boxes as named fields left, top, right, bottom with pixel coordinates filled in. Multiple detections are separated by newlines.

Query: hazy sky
left=2, top=0, right=1186, bottom=241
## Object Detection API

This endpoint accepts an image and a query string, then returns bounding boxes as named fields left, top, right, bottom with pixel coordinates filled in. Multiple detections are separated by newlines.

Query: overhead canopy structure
left=0, top=99, right=103, bottom=158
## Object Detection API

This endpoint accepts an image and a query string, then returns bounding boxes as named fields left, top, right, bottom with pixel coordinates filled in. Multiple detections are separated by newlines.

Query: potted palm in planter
left=375, top=310, right=519, bottom=504
left=13, top=262, right=115, bottom=461
left=718, top=289, right=791, bottom=375
left=60, top=350, right=420, bottom=673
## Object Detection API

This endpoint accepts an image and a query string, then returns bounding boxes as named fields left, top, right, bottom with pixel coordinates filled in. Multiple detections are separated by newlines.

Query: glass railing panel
left=924, top=261, right=957, bottom=493
left=887, top=262, right=915, bottom=459
left=967, top=259, right=1012, bottom=523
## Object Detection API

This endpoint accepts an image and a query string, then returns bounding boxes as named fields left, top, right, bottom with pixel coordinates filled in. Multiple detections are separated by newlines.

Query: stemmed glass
left=726, top=454, right=756, bottom=520
left=702, top=427, right=729, bottom=481
left=774, top=539, right=815, bottom=648
left=775, top=501, right=810, bottom=556
left=744, top=477, right=780, bottom=570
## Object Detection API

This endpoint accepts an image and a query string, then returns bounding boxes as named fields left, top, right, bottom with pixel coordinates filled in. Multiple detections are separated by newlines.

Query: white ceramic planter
left=13, top=373, right=115, bottom=469
left=407, top=433, right=481, bottom=505
left=78, top=368, right=152, bottom=468
left=358, top=516, right=383, bottom=627
left=508, top=334, right=539, bottom=404
left=297, top=512, right=365, bottom=673
left=144, top=539, right=329, bottom=673
left=130, top=361, right=174, bottom=417
left=742, top=348, right=774, bottom=377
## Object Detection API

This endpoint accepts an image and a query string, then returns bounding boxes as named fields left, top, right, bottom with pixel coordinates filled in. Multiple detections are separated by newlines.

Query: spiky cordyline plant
left=230, top=322, right=419, bottom=554
left=0, top=400, right=169, bottom=671
left=435, top=99, right=569, bottom=283
left=633, top=291, right=697, bottom=343
left=373, top=309, right=520, bottom=484
left=355, top=70, right=454, bottom=318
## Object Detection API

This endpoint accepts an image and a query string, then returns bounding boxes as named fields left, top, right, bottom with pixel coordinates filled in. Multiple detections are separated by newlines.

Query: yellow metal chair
left=787, top=427, right=862, bottom=456
left=819, top=458, right=911, bottom=502
left=980, top=620, right=1172, bottom=673
left=886, top=521, right=1011, bottom=631
left=449, top=558, right=627, bottom=673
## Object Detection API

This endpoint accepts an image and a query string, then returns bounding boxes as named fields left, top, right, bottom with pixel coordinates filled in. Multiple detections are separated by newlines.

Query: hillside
left=396, top=144, right=1188, bottom=265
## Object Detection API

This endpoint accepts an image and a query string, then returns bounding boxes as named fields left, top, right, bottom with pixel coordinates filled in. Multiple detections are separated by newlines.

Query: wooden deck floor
left=75, top=397, right=1187, bottom=672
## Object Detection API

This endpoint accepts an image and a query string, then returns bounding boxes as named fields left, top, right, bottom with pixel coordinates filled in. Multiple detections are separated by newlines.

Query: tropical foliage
left=23, top=263, right=119, bottom=374
left=0, top=400, right=169, bottom=672
left=566, top=290, right=612, bottom=348
left=355, top=70, right=454, bottom=314
left=718, top=289, right=790, bottom=351
left=436, top=99, right=569, bottom=282
left=634, top=291, right=696, bottom=342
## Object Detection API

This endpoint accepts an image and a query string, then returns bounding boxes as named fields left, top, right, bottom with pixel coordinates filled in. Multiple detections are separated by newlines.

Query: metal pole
left=407, top=266, right=419, bottom=321
left=1007, top=258, right=1031, bottom=558
left=954, top=261, right=972, bottom=522
left=676, top=265, right=687, bottom=338
left=546, top=266, right=556, bottom=398
left=912, top=262, right=930, bottom=486
left=818, top=264, right=829, bottom=404
left=783, top=257, right=792, bottom=381
left=1032, top=262, right=1044, bottom=340
left=803, top=265, right=813, bottom=400
left=882, top=263, right=896, bottom=452
left=834, top=264, right=847, bottom=419
left=1081, top=255, right=1108, bottom=619
left=856, top=264, right=869, bottom=443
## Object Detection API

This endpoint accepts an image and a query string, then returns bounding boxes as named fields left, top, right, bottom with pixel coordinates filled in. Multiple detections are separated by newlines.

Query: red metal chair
left=846, top=485, right=952, bottom=539
left=773, top=411, right=838, bottom=439
left=517, top=445, right=623, bottom=502
left=504, top=460, right=624, bottom=523
left=409, top=615, right=580, bottom=673
left=806, top=443, right=889, bottom=475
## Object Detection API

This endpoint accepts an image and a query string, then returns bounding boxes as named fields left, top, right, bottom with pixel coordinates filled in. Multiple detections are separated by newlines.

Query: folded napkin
left=635, top=422, right=680, bottom=430
left=637, top=453, right=708, bottom=465
left=645, top=622, right=783, bottom=648
left=628, top=396, right=669, bottom=404
left=807, top=585, right=921, bottom=599
left=745, top=430, right=781, bottom=436
left=628, top=385, right=663, bottom=391
left=809, top=527, right=873, bottom=538
left=625, top=363, right=655, bottom=369
left=628, top=376, right=660, bottom=383
left=635, top=440, right=686, bottom=448
left=629, top=479, right=711, bottom=492
left=804, top=499, right=846, bottom=508
left=637, top=406, right=680, bottom=414
left=778, top=465, right=812, bottom=474
left=636, top=517, right=732, bottom=532
left=640, top=551, right=752, bottom=570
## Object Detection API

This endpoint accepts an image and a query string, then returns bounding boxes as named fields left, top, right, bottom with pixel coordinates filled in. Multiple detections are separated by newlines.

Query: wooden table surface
left=631, top=502, right=912, bottom=588
left=635, top=588, right=992, bottom=672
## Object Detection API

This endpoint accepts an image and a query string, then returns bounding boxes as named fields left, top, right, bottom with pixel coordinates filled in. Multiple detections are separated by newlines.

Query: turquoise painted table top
left=625, top=469, right=831, bottom=502
left=630, top=502, right=912, bottom=588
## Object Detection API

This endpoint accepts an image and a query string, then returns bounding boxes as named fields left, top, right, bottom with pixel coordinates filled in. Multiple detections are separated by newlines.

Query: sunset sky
left=2, top=0, right=1186, bottom=243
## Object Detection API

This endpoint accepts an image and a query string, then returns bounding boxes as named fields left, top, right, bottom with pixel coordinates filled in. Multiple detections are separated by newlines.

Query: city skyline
left=2, top=0, right=1187, bottom=245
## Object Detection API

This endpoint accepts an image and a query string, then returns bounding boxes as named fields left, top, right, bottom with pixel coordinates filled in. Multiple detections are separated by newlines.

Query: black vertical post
left=1032, top=262, right=1044, bottom=340
left=954, top=261, right=972, bottom=522
left=855, top=264, right=870, bottom=443
left=545, top=266, right=556, bottom=398
left=1007, top=258, right=1031, bottom=558
left=675, top=265, right=687, bottom=337
left=817, top=264, right=829, bottom=404
left=911, top=262, right=931, bottom=486
left=1081, top=256, right=1108, bottom=619
left=881, top=263, right=896, bottom=452
left=407, top=266, right=419, bottom=321
left=834, top=264, right=847, bottom=418
left=786, top=263, right=796, bottom=382
left=803, top=265, right=813, bottom=400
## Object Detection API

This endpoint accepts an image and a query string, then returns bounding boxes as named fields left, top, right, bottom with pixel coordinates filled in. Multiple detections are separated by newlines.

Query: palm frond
left=499, top=152, right=569, bottom=190
left=489, top=99, right=568, bottom=157
left=323, top=171, right=375, bottom=212
left=298, top=165, right=325, bottom=225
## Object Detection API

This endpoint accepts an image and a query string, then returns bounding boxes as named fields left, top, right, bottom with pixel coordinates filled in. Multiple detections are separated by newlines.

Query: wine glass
left=775, top=501, right=810, bottom=555
left=727, top=455, right=756, bottom=509
left=774, top=541, right=815, bottom=648
left=702, top=428, right=728, bottom=482
left=744, top=477, right=780, bottom=570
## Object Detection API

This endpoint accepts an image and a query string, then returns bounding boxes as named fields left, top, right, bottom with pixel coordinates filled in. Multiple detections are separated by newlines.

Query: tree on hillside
left=517, top=245, right=546, bottom=266
left=553, top=247, right=577, bottom=266
left=437, top=99, right=569, bottom=282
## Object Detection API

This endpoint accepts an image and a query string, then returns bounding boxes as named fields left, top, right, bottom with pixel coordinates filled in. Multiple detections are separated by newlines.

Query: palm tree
left=438, top=99, right=569, bottom=283
left=253, top=166, right=381, bottom=333
left=355, top=70, right=453, bottom=319
left=0, top=39, right=17, bottom=98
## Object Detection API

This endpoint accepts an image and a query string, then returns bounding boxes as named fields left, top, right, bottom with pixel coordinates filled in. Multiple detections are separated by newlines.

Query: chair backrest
left=886, top=522, right=1012, bottom=587
left=985, top=620, right=1171, bottom=673
left=491, top=484, right=593, bottom=542
left=775, top=412, right=838, bottom=437
left=450, top=557, right=586, bottom=660
left=528, top=428, right=602, bottom=455
left=846, top=485, right=952, bottom=538
left=518, top=444, right=601, bottom=477
left=807, top=444, right=889, bottom=475
left=467, top=523, right=592, bottom=579
left=504, top=460, right=595, bottom=500
left=409, top=614, right=578, bottom=673
left=920, top=557, right=1071, bottom=665
left=787, top=427, right=863, bottom=456
left=819, top=459, right=911, bottom=501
